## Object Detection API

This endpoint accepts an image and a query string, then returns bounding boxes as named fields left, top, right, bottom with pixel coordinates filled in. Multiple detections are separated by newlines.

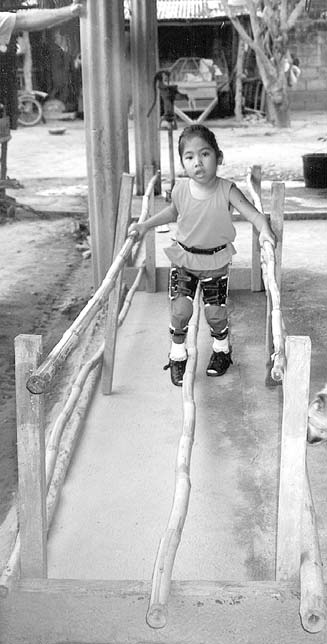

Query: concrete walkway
left=47, top=286, right=279, bottom=583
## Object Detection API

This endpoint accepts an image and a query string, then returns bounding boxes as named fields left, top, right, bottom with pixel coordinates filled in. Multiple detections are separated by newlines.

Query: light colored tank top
left=0, top=13, right=16, bottom=52
left=164, top=177, right=236, bottom=271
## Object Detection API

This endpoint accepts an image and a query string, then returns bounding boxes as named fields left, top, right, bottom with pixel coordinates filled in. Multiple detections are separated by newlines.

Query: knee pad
left=201, top=274, right=228, bottom=306
left=169, top=267, right=198, bottom=300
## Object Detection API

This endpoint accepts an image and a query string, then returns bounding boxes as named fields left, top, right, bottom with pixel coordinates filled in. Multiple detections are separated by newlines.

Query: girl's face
left=181, top=136, right=218, bottom=184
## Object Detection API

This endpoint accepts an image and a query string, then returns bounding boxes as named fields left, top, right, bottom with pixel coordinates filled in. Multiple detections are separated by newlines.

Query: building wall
left=289, top=20, right=327, bottom=111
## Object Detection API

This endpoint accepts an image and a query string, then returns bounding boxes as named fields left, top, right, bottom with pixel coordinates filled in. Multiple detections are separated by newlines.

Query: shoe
left=163, top=357, right=187, bottom=387
left=206, top=351, right=232, bottom=377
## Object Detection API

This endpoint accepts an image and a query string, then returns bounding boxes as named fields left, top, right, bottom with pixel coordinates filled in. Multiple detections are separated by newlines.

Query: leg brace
left=169, top=267, right=198, bottom=342
left=201, top=273, right=229, bottom=340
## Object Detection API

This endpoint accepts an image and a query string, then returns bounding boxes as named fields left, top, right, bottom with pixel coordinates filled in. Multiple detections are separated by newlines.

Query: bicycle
left=17, top=90, right=48, bottom=127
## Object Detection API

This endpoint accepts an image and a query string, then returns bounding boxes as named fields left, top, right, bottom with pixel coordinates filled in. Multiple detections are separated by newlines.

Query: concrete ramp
left=47, top=289, right=280, bottom=583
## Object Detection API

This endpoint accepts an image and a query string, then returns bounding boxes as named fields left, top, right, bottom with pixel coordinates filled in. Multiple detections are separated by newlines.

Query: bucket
left=302, top=153, right=327, bottom=189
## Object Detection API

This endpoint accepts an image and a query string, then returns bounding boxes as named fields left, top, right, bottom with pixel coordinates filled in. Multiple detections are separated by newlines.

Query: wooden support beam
left=101, top=174, right=134, bottom=395
left=130, top=0, right=160, bottom=194
left=276, top=335, right=311, bottom=581
left=15, top=335, right=47, bottom=579
left=80, top=0, right=129, bottom=287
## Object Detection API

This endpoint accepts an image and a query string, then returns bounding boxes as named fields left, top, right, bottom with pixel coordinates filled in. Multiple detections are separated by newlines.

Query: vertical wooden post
left=80, top=0, right=129, bottom=287
left=101, top=174, right=134, bottom=395
left=250, top=165, right=264, bottom=292
left=144, top=165, right=156, bottom=293
left=15, top=334, right=47, bottom=578
left=276, top=335, right=311, bottom=581
left=265, top=181, right=284, bottom=384
left=130, top=0, right=160, bottom=195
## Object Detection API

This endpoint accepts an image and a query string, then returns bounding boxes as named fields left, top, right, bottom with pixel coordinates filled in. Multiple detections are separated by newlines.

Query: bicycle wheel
left=18, top=96, right=42, bottom=127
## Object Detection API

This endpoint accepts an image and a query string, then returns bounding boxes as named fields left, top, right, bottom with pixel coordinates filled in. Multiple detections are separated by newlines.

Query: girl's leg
left=164, top=266, right=198, bottom=386
left=200, top=266, right=232, bottom=376
left=169, top=265, right=198, bottom=351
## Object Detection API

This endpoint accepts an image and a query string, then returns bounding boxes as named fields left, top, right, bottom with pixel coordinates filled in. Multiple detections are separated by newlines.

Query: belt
left=178, top=241, right=227, bottom=255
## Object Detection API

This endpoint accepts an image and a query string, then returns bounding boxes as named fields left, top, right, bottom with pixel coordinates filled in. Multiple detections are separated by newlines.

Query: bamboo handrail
left=146, top=287, right=200, bottom=629
left=46, top=263, right=146, bottom=486
left=26, top=172, right=159, bottom=395
left=300, top=466, right=326, bottom=633
left=45, top=344, right=104, bottom=489
left=118, top=263, right=145, bottom=327
left=246, top=167, right=285, bottom=381
left=260, top=240, right=286, bottom=381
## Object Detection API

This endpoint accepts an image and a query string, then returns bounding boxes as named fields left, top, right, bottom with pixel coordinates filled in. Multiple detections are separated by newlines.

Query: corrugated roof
left=124, top=1, right=246, bottom=21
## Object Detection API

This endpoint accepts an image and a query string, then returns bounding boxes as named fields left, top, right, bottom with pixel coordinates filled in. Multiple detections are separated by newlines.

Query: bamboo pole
left=118, top=264, right=145, bottom=327
left=260, top=240, right=286, bottom=382
left=146, top=288, right=200, bottom=629
left=26, top=173, right=158, bottom=396
left=246, top=171, right=285, bottom=384
left=247, top=165, right=264, bottom=292
left=300, top=465, right=326, bottom=633
left=144, top=166, right=156, bottom=293
left=264, top=182, right=284, bottom=385
left=45, top=344, right=104, bottom=491
left=15, top=335, right=47, bottom=579
left=276, top=336, right=311, bottom=581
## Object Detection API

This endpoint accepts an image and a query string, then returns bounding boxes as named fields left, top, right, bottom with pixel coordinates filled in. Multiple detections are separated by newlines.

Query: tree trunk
left=234, top=36, right=245, bottom=121
left=267, top=93, right=291, bottom=128
left=255, top=56, right=291, bottom=128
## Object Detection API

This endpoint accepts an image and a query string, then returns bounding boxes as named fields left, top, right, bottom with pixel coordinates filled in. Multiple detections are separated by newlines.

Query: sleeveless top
left=0, top=13, right=16, bottom=52
left=164, top=177, right=236, bottom=271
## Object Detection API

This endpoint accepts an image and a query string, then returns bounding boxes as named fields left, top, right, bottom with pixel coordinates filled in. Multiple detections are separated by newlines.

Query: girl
left=129, top=124, right=275, bottom=387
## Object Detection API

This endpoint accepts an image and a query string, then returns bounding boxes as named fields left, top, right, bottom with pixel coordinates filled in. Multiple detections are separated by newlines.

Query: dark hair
left=178, top=124, right=222, bottom=164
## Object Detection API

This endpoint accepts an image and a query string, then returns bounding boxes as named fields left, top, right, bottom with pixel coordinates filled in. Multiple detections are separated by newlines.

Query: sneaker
left=206, top=351, right=232, bottom=377
left=163, top=357, right=187, bottom=387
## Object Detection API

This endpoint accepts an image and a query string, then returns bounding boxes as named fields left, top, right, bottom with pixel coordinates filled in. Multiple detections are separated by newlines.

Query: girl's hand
left=71, top=1, right=83, bottom=17
left=259, top=225, right=275, bottom=248
left=128, top=222, right=147, bottom=240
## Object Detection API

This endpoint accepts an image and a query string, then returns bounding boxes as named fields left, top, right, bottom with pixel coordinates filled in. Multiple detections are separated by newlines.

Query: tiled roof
left=124, top=1, right=246, bottom=21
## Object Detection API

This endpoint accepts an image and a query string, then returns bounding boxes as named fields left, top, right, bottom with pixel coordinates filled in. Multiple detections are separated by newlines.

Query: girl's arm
left=229, top=185, right=275, bottom=246
left=128, top=203, right=178, bottom=239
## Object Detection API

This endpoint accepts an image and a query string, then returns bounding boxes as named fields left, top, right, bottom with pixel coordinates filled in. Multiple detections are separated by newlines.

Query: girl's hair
left=178, top=124, right=223, bottom=164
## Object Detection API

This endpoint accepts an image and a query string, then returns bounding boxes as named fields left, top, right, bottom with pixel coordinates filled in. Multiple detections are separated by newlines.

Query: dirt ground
left=0, top=210, right=93, bottom=526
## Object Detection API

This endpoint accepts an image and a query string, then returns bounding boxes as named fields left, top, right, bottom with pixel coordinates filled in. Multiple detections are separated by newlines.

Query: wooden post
left=276, top=336, right=311, bottom=581
left=101, top=174, right=134, bottom=395
left=130, top=0, right=160, bottom=195
left=15, top=335, right=47, bottom=578
left=80, top=0, right=129, bottom=287
left=265, top=181, right=284, bottom=386
left=144, top=166, right=156, bottom=293
left=248, top=165, right=264, bottom=293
